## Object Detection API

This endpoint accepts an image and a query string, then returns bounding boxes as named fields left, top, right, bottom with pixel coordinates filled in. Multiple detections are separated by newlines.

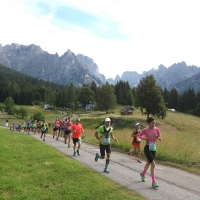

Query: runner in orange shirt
left=71, top=119, right=84, bottom=156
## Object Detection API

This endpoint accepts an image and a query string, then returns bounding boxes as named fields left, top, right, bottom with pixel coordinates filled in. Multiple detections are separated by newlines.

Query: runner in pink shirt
left=139, top=117, right=162, bottom=187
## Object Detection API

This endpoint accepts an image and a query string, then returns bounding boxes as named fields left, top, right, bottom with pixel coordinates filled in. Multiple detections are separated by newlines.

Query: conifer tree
left=168, top=88, right=179, bottom=110
left=96, top=82, right=117, bottom=111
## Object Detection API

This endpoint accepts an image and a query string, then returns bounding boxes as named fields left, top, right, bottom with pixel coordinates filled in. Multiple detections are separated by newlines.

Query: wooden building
left=120, top=107, right=134, bottom=115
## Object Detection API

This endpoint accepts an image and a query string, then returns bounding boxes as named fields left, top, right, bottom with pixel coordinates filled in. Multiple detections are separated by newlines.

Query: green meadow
left=0, top=104, right=200, bottom=199
left=1, top=105, right=200, bottom=174
left=0, top=129, right=144, bottom=200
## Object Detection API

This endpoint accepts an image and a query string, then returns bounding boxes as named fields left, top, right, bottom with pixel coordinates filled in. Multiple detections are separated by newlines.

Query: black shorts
left=53, top=127, right=59, bottom=131
left=144, top=145, right=156, bottom=163
left=64, top=131, right=71, bottom=136
left=73, top=138, right=81, bottom=144
left=100, top=144, right=111, bottom=157
left=42, top=129, right=46, bottom=134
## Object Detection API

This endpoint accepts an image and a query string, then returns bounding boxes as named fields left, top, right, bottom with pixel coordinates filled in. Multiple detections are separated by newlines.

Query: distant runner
left=40, top=119, right=47, bottom=141
left=128, top=123, right=142, bottom=163
left=64, top=117, right=73, bottom=147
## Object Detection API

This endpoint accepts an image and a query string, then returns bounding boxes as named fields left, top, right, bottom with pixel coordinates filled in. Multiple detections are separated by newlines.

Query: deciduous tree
left=30, top=111, right=45, bottom=122
left=78, top=85, right=94, bottom=106
left=4, top=97, right=15, bottom=118
left=18, top=107, right=29, bottom=119
left=135, top=75, right=167, bottom=120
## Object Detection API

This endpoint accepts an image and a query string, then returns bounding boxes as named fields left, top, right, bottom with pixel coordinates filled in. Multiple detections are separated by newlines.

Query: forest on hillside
left=1, top=63, right=200, bottom=116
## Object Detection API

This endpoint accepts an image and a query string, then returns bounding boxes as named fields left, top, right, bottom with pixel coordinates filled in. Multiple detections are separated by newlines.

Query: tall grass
left=82, top=111, right=200, bottom=174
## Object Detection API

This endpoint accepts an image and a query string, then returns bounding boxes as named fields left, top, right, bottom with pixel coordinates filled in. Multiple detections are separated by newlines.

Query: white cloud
left=1, top=0, right=200, bottom=79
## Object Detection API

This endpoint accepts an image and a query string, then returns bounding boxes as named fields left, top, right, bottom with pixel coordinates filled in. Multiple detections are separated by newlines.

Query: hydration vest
left=103, top=126, right=111, bottom=138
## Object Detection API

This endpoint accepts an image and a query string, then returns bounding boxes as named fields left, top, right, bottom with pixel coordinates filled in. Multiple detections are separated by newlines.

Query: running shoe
left=56, top=137, right=58, bottom=140
left=77, top=150, right=80, bottom=156
left=95, top=153, right=99, bottom=162
left=104, top=168, right=109, bottom=173
left=152, top=182, right=159, bottom=187
left=43, top=139, right=45, bottom=141
left=68, top=144, right=70, bottom=148
left=53, top=135, right=54, bottom=138
left=73, top=152, right=76, bottom=156
left=140, top=173, right=145, bottom=182
left=64, top=140, right=66, bottom=144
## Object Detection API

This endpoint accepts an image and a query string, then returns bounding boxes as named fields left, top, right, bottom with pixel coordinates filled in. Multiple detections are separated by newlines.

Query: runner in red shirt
left=53, top=117, right=60, bottom=140
left=58, top=118, right=63, bottom=140
left=64, top=117, right=73, bottom=147
left=71, top=119, right=84, bottom=156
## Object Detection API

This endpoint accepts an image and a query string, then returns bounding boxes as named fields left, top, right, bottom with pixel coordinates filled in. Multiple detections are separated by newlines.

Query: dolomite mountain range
left=0, top=43, right=200, bottom=93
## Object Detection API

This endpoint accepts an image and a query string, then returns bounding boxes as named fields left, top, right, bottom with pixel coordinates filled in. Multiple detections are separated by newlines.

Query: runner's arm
left=131, top=129, right=136, bottom=137
left=111, top=134, right=117, bottom=142
left=94, top=131, right=102, bottom=143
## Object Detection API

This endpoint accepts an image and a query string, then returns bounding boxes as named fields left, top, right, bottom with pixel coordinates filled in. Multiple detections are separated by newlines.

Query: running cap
left=105, top=118, right=111, bottom=122
left=76, top=119, right=80, bottom=122
left=135, top=123, right=140, bottom=126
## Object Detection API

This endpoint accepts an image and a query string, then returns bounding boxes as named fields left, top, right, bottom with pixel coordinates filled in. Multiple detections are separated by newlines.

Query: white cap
left=134, top=123, right=140, bottom=127
left=105, top=118, right=111, bottom=122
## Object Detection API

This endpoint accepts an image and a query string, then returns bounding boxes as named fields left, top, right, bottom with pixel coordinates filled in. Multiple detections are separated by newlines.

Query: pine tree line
left=1, top=63, right=200, bottom=116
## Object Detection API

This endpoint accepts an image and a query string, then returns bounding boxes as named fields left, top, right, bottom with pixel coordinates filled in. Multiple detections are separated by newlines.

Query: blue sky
left=1, top=0, right=200, bottom=79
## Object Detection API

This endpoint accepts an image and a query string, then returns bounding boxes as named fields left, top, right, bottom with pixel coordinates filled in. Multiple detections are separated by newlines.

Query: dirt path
left=31, top=133, right=200, bottom=200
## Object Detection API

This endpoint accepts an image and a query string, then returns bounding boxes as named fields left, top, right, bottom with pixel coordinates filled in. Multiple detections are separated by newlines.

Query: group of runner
left=50, top=116, right=162, bottom=188
left=52, top=117, right=84, bottom=156
left=9, top=115, right=162, bottom=188
left=9, top=120, right=49, bottom=136
left=52, top=117, right=73, bottom=146
left=94, top=117, right=162, bottom=188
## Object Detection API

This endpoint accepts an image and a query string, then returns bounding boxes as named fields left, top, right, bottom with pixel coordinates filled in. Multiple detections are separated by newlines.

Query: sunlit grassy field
left=1, top=104, right=200, bottom=174
left=0, top=129, right=144, bottom=200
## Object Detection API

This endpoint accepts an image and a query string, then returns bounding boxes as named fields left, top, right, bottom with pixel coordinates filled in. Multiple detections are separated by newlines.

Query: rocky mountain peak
left=0, top=43, right=200, bottom=92
left=0, top=43, right=106, bottom=87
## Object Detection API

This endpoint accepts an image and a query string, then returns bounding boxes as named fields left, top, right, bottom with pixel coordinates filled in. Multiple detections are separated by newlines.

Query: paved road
left=30, top=133, right=200, bottom=200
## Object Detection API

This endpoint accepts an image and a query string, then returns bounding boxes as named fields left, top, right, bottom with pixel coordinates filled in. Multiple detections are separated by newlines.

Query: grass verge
left=0, top=129, right=144, bottom=200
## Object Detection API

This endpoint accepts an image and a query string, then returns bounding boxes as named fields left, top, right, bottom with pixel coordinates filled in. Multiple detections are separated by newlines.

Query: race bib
left=67, top=126, right=71, bottom=130
left=149, top=142, right=156, bottom=151
left=104, top=138, right=110, bottom=143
